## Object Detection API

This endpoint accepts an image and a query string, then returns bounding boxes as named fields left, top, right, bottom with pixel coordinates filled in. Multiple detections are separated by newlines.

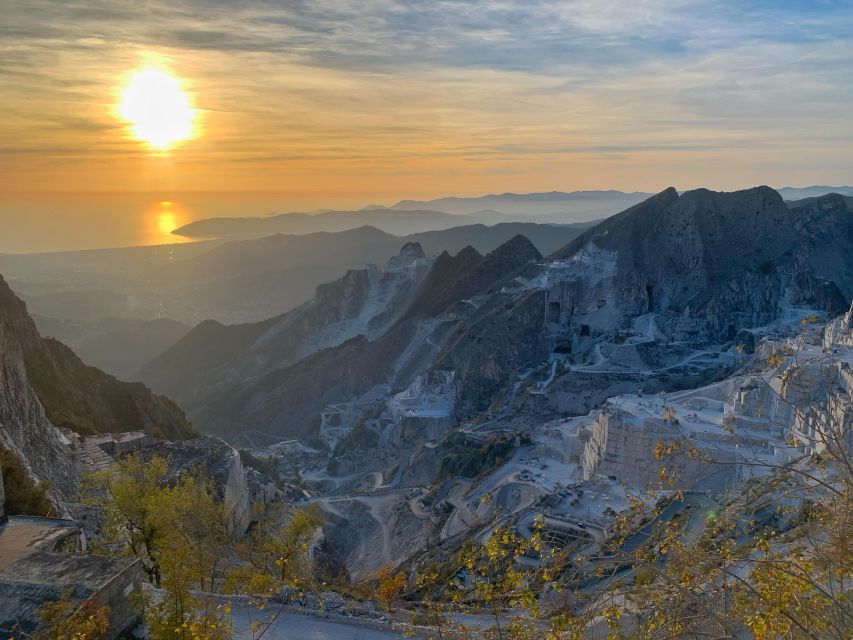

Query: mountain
left=0, top=275, right=195, bottom=440
left=32, top=316, right=191, bottom=380
left=172, top=208, right=516, bottom=240
left=775, top=185, right=853, bottom=200
left=136, top=236, right=543, bottom=442
left=551, top=187, right=852, bottom=330
left=1, top=222, right=593, bottom=330
left=391, top=190, right=653, bottom=220
left=786, top=194, right=853, bottom=211
left=408, top=221, right=592, bottom=255
left=138, top=187, right=853, bottom=445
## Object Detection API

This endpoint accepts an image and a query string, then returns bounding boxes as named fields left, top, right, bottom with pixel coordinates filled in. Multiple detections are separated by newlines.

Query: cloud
left=1, top=0, right=852, bottom=194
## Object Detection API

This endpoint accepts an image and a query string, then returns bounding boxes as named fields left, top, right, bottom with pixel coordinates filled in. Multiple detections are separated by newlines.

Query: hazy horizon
left=2, top=182, right=849, bottom=254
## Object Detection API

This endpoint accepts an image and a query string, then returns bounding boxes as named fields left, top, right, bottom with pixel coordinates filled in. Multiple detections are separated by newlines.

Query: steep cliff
left=550, top=187, right=849, bottom=337
left=0, top=285, right=77, bottom=507
left=0, top=275, right=195, bottom=440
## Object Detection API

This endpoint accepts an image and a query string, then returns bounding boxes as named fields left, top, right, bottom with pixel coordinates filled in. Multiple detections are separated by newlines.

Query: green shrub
left=1, top=448, right=52, bottom=516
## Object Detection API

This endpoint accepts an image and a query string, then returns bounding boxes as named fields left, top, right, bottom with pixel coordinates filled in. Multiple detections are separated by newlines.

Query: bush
left=239, top=449, right=279, bottom=482
left=0, top=447, right=52, bottom=516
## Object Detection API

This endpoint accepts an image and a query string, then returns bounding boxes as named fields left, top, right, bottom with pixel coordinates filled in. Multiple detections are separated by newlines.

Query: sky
left=2, top=0, right=852, bottom=205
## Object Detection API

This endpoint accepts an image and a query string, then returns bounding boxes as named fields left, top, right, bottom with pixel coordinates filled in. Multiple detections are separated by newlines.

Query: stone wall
left=94, top=558, right=144, bottom=638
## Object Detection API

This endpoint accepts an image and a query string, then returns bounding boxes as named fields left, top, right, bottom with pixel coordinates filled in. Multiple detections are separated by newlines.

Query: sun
left=118, top=68, right=197, bottom=150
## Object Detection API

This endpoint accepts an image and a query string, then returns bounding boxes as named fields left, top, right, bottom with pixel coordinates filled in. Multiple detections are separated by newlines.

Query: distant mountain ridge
left=172, top=191, right=653, bottom=239
left=786, top=194, right=853, bottom=211
left=775, top=185, right=853, bottom=200
left=172, top=208, right=516, bottom=239
left=391, top=189, right=654, bottom=218
left=1, top=221, right=594, bottom=329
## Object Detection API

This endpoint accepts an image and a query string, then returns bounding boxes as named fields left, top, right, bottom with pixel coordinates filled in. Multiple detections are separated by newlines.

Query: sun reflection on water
left=145, top=200, right=192, bottom=246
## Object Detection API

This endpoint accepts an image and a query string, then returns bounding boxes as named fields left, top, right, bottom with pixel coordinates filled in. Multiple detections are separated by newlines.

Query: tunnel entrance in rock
left=548, top=301, right=561, bottom=323
left=554, top=340, right=572, bottom=354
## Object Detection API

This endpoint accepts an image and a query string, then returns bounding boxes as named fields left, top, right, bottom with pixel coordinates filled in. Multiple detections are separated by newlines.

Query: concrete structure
left=63, top=429, right=156, bottom=474
left=0, top=462, right=142, bottom=639
left=0, top=551, right=142, bottom=639
left=84, top=431, right=155, bottom=457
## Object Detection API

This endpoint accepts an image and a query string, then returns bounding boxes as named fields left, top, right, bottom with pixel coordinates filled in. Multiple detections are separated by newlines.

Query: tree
left=412, top=565, right=455, bottom=640
left=31, top=590, right=110, bottom=640
left=0, top=447, right=52, bottom=516
left=88, top=454, right=170, bottom=585
left=231, top=504, right=324, bottom=591
left=453, top=522, right=553, bottom=640
left=89, top=454, right=233, bottom=640
left=144, top=475, right=233, bottom=640
left=376, top=564, right=407, bottom=612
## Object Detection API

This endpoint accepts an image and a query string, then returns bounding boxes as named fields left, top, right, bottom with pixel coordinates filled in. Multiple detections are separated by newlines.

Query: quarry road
left=231, top=607, right=403, bottom=639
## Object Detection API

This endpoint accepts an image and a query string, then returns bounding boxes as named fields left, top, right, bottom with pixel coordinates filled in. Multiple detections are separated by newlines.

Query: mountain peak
left=486, top=234, right=543, bottom=264
left=387, top=242, right=427, bottom=269
left=456, top=245, right=483, bottom=263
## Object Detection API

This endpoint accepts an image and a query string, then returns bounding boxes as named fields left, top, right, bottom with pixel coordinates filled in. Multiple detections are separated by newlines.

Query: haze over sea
left=0, top=191, right=370, bottom=254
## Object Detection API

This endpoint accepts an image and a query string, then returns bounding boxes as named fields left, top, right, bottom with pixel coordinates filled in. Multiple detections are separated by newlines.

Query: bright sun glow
left=119, top=68, right=196, bottom=149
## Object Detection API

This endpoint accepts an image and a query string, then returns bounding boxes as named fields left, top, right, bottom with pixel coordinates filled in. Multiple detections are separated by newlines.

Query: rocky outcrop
left=387, top=242, right=426, bottom=269
left=138, top=437, right=279, bottom=536
left=411, top=235, right=541, bottom=318
left=0, top=307, right=77, bottom=509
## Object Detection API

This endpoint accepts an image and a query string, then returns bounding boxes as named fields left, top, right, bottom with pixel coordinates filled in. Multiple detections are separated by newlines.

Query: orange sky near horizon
left=2, top=1, right=852, bottom=207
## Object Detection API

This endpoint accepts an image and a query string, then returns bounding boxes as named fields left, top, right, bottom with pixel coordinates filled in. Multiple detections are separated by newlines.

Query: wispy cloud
left=2, top=0, right=852, bottom=196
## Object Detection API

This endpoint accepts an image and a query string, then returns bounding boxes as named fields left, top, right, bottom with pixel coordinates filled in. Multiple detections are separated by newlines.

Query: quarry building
left=0, top=462, right=143, bottom=640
